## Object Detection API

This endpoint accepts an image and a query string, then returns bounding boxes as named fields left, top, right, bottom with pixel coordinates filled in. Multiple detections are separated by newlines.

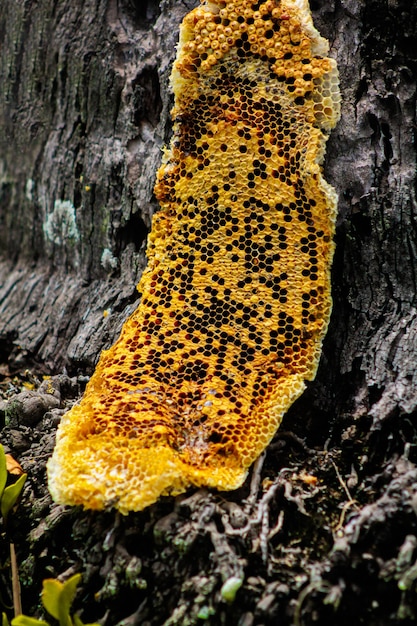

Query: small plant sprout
left=5, top=574, right=99, bottom=626
left=0, top=444, right=27, bottom=618
left=41, top=574, right=84, bottom=626
left=0, top=445, right=27, bottom=528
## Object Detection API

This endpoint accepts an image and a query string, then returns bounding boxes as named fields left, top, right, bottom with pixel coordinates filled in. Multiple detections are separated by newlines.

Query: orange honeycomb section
left=48, top=0, right=340, bottom=514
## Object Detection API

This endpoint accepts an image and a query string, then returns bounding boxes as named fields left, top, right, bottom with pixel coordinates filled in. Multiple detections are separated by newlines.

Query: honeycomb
left=48, top=0, right=340, bottom=514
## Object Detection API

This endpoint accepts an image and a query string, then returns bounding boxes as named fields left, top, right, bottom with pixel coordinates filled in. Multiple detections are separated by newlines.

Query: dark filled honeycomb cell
left=48, top=0, right=340, bottom=514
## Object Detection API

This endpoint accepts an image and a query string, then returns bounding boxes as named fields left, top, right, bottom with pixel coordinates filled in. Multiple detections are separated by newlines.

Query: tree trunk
left=1, top=0, right=417, bottom=624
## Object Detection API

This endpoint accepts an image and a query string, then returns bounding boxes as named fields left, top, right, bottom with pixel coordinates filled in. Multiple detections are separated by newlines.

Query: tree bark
left=1, top=0, right=417, bottom=625
left=0, top=0, right=178, bottom=372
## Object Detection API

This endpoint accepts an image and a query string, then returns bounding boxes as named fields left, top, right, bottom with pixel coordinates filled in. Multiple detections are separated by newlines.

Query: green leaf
left=0, top=445, right=7, bottom=501
left=58, top=574, right=82, bottom=626
left=42, top=574, right=82, bottom=626
left=41, top=579, right=63, bottom=622
left=11, top=616, right=50, bottom=626
left=1, top=474, right=27, bottom=524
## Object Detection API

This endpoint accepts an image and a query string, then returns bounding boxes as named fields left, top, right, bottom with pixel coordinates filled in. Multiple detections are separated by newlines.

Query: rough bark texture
left=1, top=1, right=417, bottom=625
